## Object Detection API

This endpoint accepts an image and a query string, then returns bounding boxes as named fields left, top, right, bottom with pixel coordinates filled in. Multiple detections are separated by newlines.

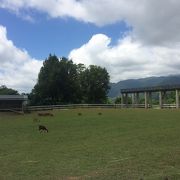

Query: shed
left=0, top=95, right=28, bottom=112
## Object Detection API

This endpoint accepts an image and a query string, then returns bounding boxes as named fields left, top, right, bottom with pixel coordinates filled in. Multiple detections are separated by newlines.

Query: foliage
left=80, top=65, right=110, bottom=103
left=106, top=98, right=114, bottom=104
left=114, top=96, right=121, bottom=104
left=29, top=54, right=110, bottom=105
left=0, top=85, right=19, bottom=95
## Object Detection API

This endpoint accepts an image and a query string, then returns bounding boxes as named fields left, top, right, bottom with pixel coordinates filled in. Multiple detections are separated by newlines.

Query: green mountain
left=108, top=75, right=180, bottom=98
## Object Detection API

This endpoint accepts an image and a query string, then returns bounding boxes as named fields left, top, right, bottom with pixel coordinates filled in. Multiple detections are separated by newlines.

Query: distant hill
left=108, top=75, right=180, bottom=98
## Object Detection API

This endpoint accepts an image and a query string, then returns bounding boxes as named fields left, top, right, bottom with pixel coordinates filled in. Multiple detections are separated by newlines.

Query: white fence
left=0, top=104, right=177, bottom=112
left=27, top=104, right=122, bottom=111
left=26, top=103, right=178, bottom=111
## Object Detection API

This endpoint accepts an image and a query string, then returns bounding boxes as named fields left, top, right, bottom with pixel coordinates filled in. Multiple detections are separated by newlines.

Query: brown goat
left=38, top=125, right=48, bottom=133
left=38, top=112, right=54, bottom=117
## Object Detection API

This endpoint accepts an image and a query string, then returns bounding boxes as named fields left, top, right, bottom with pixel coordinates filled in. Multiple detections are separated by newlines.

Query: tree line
left=0, top=85, right=19, bottom=95
left=29, top=54, right=110, bottom=105
left=1, top=55, right=178, bottom=106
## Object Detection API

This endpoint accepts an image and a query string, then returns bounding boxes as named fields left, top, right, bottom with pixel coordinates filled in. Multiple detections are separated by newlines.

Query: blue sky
left=0, top=8, right=128, bottom=59
left=0, top=0, right=180, bottom=93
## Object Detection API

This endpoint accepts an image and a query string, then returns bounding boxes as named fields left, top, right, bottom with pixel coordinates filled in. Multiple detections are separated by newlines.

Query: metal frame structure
left=121, top=85, right=180, bottom=109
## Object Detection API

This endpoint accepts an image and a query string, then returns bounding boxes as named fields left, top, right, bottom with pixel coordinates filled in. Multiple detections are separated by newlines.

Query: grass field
left=1, top=109, right=180, bottom=180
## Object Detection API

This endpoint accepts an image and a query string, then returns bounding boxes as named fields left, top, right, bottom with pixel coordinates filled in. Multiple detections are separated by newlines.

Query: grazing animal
left=38, top=125, right=48, bottom=133
left=98, top=112, right=102, bottom=115
left=38, top=112, right=54, bottom=117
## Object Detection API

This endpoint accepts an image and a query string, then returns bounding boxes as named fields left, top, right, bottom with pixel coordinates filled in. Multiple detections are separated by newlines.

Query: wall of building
left=0, top=100, right=23, bottom=110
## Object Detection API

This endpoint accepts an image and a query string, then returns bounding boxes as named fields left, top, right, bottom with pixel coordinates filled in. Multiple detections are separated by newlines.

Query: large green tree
left=30, top=55, right=80, bottom=105
left=81, top=65, right=110, bottom=103
left=30, top=55, right=110, bottom=105
left=56, top=57, right=80, bottom=103
left=30, top=54, right=60, bottom=105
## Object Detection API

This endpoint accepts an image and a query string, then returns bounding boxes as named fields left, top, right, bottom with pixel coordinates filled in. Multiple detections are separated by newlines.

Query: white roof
left=0, top=95, right=28, bottom=100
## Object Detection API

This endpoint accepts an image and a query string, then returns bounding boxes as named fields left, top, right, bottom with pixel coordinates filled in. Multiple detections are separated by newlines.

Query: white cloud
left=69, top=34, right=180, bottom=82
left=1, top=0, right=180, bottom=85
left=1, top=0, right=180, bottom=45
left=0, top=26, right=42, bottom=93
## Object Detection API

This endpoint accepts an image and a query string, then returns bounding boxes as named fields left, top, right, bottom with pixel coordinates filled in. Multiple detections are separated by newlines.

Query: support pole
left=121, top=93, right=124, bottom=108
left=159, top=91, right=163, bottom=109
left=176, top=90, right=179, bottom=109
left=125, top=93, right=128, bottom=107
left=145, top=91, right=148, bottom=109
left=132, top=93, right=135, bottom=108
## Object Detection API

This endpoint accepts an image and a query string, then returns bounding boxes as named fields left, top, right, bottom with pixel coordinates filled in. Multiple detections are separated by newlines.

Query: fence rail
left=27, top=104, right=122, bottom=111
left=0, top=104, right=177, bottom=112
left=162, top=104, right=176, bottom=108
left=26, top=103, right=178, bottom=111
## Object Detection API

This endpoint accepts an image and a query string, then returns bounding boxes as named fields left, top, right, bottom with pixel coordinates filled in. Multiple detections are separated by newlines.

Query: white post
left=121, top=93, right=124, bottom=108
left=145, top=92, right=148, bottom=109
left=132, top=93, right=135, bottom=108
left=125, top=93, right=128, bottom=107
left=176, top=90, right=179, bottom=109
left=159, top=91, right=163, bottom=109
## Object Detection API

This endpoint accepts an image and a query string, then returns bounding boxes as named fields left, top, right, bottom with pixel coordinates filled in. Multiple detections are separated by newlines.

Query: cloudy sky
left=0, top=0, right=180, bottom=93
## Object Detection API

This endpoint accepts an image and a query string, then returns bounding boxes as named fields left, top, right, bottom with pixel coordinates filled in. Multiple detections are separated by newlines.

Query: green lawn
left=1, top=109, right=180, bottom=179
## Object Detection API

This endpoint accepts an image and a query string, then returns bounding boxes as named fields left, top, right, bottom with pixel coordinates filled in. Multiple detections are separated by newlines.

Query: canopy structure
left=121, top=84, right=180, bottom=109
left=121, top=84, right=180, bottom=93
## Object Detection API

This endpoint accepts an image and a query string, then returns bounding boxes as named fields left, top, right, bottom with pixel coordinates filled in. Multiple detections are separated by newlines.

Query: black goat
left=38, top=125, right=48, bottom=133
